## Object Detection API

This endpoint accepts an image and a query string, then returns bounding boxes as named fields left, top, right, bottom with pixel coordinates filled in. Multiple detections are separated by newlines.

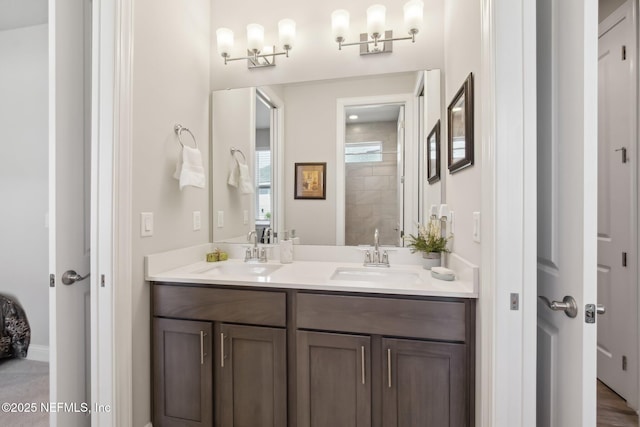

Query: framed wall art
left=294, top=162, right=326, bottom=200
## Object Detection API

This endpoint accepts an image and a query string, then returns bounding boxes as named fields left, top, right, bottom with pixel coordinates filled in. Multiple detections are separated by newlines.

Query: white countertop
left=146, top=244, right=478, bottom=298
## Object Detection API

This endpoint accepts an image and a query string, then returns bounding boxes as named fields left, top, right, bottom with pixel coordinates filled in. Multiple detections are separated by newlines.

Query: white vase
left=422, top=252, right=441, bottom=270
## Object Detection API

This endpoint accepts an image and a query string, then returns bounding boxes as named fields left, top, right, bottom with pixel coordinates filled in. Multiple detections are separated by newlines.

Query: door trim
left=479, top=0, right=538, bottom=426
left=91, top=0, right=134, bottom=425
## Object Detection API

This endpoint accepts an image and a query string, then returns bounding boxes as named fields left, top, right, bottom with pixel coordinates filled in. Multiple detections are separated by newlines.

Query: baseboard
left=143, top=423, right=152, bottom=427
left=26, top=344, right=49, bottom=362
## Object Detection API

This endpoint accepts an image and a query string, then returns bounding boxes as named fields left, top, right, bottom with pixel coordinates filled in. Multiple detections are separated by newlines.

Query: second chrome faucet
left=363, top=228, right=389, bottom=267
left=245, top=230, right=267, bottom=263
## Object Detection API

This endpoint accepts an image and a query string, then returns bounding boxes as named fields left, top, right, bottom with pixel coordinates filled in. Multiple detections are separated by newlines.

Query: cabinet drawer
left=297, top=293, right=466, bottom=342
left=153, top=284, right=286, bottom=327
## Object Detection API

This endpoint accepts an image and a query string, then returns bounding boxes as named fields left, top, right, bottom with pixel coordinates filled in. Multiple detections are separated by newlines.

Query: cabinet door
left=297, top=330, right=371, bottom=427
left=154, top=317, right=213, bottom=427
left=217, top=324, right=287, bottom=427
left=382, top=338, right=467, bottom=427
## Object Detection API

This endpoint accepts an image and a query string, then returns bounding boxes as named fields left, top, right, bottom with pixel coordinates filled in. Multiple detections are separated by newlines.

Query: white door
left=536, top=0, right=599, bottom=426
left=396, top=105, right=405, bottom=246
left=597, top=2, right=636, bottom=404
left=49, top=0, right=92, bottom=425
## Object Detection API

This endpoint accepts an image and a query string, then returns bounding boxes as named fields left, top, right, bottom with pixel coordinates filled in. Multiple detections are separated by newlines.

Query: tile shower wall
left=345, top=121, right=398, bottom=246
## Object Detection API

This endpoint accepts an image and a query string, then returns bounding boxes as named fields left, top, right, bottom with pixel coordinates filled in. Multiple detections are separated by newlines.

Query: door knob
left=538, top=295, right=578, bottom=318
left=62, top=270, right=90, bottom=285
left=596, top=304, right=606, bottom=315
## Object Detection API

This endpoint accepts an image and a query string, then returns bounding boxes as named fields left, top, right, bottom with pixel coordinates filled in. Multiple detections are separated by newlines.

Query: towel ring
left=174, top=124, right=198, bottom=149
left=230, top=147, right=247, bottom=162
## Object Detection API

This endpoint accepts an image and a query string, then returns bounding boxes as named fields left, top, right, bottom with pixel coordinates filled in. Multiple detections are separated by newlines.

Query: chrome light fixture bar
left=332, top=0, right=424, bottom=55
left=216, top=19, right=296, bottom=69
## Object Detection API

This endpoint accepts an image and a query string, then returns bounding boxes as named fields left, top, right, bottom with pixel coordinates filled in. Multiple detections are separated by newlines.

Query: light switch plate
left=217, top=211, right=224, bottom=228
left=473, top=212, right=481, bottom=242
left=243, top=210, right=249, bottom=225
left=140, top=212, right=153, bottom=237
left=193, top=211, right=201, bottom=231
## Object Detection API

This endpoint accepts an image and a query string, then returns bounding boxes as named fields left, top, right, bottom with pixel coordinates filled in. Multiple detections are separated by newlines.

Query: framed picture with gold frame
left=294, top=162, right=326, bottom=200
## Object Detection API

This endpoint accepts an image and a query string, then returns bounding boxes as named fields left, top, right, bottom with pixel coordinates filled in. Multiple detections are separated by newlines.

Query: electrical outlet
left=141, top=212, right=154, bottom=237
left=449, top=211, right=455, bottom=234
left=193, top=211, right=201, bottom=231
left=243, top=210, right=249, bottom=225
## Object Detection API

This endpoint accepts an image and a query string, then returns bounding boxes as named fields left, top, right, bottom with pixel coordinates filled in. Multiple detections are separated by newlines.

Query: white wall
left=443, top=0, right=482, bottom=266
left=210, top=0, right=444, bottom=90
left=0, top=24, right=49, bottom=353
left=130, top=1, right=211, bottom=425
left=282, top=73, right=416, bottom=244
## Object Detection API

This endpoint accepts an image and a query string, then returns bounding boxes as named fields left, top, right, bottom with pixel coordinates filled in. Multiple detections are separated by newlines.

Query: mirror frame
left=447, top=72, right=474, bottom=173
left=427, top=120, right=441, bottom=184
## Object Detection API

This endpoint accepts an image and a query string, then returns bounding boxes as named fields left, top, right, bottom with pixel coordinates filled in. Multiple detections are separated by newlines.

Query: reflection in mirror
left=211, top=71, right=442, bottom=246
left=344, top=104, right=403, bottom=246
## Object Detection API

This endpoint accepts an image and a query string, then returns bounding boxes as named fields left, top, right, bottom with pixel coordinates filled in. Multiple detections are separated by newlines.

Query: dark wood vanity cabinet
left=152, top=282, right=475, bottom=427
left=217, top=323, right=287, bottom=427
left=153, top=317, right=213, bottom=427
left=296, top=331, right=372, bottom=427
left=152, top=284, right=287, bottom=427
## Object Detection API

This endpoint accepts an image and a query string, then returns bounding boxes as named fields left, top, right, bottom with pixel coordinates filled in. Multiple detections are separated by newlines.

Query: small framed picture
left=447, top=73, right=474, bottom=173
left=294, top=162, right=326, bottom=200
left=427, top=120, right=441, bottom=184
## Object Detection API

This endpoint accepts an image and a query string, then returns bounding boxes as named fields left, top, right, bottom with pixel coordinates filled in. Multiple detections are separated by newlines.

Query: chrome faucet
left=364, top=228, right=389, bottom=267
left=245, top=230, right=267, bottom=263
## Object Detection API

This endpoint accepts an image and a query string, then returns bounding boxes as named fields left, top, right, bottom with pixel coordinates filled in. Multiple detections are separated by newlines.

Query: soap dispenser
left=280, top=231, right=293, bottom=264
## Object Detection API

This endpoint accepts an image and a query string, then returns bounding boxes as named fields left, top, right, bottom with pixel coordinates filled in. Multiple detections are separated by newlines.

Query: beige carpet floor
left=0, top=358, right=49, bottom=427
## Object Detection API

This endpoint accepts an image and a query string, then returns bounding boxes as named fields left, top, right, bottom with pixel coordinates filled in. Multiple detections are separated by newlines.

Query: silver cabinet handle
left=387, top=348, right=392, bottom=388
left=538, top=295, right=578, bottom=318
left=62, top=270, right=90, bottom=285
left=361, top=346, right=365, bottom=385
left=220, top=333, right=225, bottom=368
left=200, top=331, right=207, bottom=365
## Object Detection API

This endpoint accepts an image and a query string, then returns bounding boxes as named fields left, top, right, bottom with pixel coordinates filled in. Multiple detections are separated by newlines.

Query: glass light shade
left=246, top=24, right=264, bottom=52
left=216, top=28, right=234, bottom=56
left=331, top=9, right=350, bottom=41
left=367, top=5, right=386, bottom=37
left=278, top=19, right=296, bottom=49
left=262, top=45, right=274, bottom=55
left=403, top=0, right=424, bottom=34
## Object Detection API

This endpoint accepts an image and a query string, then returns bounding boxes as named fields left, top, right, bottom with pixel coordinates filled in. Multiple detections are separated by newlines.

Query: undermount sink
left=194, top=263, right=283, bottom=277
left=330, top=267, right=420, bottom=283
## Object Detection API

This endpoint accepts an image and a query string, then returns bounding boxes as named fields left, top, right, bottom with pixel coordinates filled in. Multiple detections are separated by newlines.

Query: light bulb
left=404, top=0, right=424, bottom=34
left=216, top=28, right=234, bottom=57
left=331, top=9, right=350, bottom=42
left=367, top=5, right=386, bottom=38
left=246, top=24, right=264, bottom=53
left=278, top=19, right=296, bottom=50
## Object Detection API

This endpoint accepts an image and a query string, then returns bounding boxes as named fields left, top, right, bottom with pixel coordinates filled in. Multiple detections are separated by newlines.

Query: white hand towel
left=227, top=160, right=239, bottom=187
left=173, top=146, right=206, bottom=190
left=238, top=163, right=254, bottom=194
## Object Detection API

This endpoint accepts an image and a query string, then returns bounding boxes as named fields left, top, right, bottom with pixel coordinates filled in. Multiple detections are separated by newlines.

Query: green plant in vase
left=404, top=219, right=451, bottom=269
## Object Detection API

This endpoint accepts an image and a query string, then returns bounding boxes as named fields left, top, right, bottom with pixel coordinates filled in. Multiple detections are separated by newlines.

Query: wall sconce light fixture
left=332, top=0, right=424, bottom=55
left=216, top=19, right=296, bottom=69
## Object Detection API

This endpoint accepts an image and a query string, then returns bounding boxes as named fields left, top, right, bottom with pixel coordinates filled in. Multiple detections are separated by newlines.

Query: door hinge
left=49, top=274, right=55, bottom=288
left=400, top=176, right=405, bottom=184
left=510, top=293, right=520, bottom=310
left=623, top=252, right=628, bottom=267
left=623, top=355, right=628, bottom=371
left=622, top=45, right=627, bottom=60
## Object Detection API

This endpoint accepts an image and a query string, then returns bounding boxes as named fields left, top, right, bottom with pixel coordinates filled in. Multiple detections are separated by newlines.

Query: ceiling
left=345, top=104, right=402, bottom=123
left=0, top=0, right=47, bottom=31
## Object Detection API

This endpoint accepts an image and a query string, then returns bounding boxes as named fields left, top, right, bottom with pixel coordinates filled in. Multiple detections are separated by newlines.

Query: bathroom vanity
left=147, top=246, right=478, bottom=427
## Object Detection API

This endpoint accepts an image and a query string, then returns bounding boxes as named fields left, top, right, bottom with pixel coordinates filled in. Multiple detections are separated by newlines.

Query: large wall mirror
left=210, top=70, right=444, bottom=246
